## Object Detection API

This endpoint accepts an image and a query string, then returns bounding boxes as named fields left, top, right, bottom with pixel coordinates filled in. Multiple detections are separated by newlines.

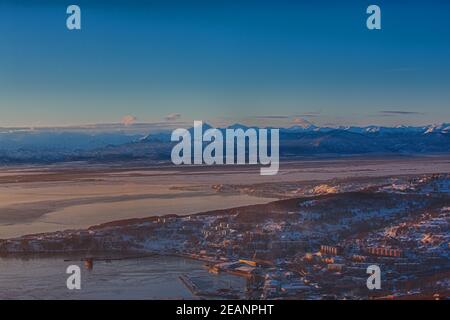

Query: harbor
left=0, top=254, right=246, bottom=300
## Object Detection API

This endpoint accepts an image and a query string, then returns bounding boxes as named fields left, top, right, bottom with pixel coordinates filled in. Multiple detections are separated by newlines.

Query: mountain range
left=0, top=123, right=449, bottom=164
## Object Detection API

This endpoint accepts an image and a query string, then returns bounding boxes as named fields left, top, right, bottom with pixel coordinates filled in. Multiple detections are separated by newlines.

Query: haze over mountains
left=0, top=122, right=449, bottom=164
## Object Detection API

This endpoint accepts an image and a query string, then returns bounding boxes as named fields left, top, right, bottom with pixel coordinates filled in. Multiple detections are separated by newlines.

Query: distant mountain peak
left=291, top=117, right=315, bottom=129
left=424, top=123, right=450, bottom=134
left=227, top=123, right=250, bottom=130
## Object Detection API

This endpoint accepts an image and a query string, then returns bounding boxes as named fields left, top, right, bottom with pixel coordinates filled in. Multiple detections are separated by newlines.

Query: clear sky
left=1, top=0, right=449, bottom=128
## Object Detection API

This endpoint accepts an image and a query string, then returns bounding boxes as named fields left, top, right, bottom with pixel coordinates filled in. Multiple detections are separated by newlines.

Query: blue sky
left=1, top=0, right=449, bottom=128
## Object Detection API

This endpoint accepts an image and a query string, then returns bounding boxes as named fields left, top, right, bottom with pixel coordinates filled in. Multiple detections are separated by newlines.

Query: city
left=2, top=172, right=448, bottom=299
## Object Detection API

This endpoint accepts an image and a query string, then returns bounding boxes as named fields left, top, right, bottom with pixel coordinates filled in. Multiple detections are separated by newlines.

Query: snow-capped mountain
left=424, top=123, right=450, bottom=134
left=0, top=122, right=449, bottom=164
left=284, top=118, right=317, bottom=132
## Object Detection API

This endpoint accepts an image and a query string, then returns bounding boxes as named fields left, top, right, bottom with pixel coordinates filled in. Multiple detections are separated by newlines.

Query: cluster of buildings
left=1, top=173, right=449, bottom=299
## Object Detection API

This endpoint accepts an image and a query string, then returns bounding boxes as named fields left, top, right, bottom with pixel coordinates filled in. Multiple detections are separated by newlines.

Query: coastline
left=1, top=155, right=450, bottom=239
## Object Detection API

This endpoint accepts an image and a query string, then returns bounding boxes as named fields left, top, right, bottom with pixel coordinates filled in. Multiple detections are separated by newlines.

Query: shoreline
left=1, top=155, right=449, bottom=239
